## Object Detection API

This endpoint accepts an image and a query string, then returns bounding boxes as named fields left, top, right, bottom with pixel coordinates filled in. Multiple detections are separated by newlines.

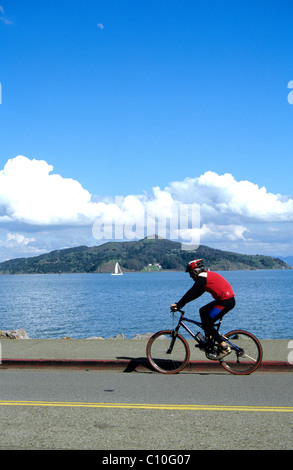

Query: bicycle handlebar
left=170, top=307, right=185, bottom=314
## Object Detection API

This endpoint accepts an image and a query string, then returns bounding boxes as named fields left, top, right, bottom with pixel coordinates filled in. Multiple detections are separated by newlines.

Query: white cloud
left=166, top=171, right=293, bottom=223
left=164, top=172, right=293, bottom=254
left=0, top=156, right=102, bottom=225
left=0, top=231, right=40, bottom=261
left=180, top=223, right=248, bottom=244
left=0, top=156, right=293, bottom=259
left=0, top=5, right=13, bottom=25
left=6, top=232, right=35, bottom=246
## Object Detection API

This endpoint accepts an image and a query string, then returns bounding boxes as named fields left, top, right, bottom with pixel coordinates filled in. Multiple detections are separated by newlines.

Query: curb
left=0, top=358, right=292, bottom=372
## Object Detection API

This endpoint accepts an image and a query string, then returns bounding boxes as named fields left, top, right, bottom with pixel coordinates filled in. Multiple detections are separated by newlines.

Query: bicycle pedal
left=216, top=347, right=232, bottom=360
left=205, top=352, right=218, bottom=361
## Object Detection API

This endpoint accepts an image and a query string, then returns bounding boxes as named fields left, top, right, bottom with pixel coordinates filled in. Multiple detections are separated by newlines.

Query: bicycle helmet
left=185, top=259, right=204, bottom=273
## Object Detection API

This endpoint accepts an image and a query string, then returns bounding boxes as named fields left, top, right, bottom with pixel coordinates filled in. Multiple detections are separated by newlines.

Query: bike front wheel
left=220, top=330, right=263, bottom=375
left=146, top=330, right=190, bottom=374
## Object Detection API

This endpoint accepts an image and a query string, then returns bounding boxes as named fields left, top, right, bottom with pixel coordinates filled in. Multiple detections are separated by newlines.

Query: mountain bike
left=146, top=309, right=263, bottom=375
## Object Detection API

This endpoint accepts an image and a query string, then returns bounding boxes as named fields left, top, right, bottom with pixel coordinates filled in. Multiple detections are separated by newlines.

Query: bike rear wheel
left=146, top=330, right=190, bottom=374
left=220, top=330, right=263, bottom=375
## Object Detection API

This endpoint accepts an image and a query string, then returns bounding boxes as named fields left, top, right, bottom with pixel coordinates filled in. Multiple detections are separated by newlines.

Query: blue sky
left=0, top=1, right=293, bottom=261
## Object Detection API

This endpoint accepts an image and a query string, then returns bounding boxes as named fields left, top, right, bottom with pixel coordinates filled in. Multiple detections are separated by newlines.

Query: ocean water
left=0, top=270, right=292, bottom=340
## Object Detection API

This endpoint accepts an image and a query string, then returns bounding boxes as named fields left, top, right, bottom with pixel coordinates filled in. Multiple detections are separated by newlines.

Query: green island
left=0, top=237, right=291, bottom=274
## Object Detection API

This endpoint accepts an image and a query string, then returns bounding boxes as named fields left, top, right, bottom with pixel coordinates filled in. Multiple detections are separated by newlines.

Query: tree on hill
left=0, top=237, right=290, bottom=274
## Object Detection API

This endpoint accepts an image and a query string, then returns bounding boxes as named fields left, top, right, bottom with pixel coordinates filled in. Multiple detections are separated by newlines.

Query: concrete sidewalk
left=0, top=338, right=292, bottom=372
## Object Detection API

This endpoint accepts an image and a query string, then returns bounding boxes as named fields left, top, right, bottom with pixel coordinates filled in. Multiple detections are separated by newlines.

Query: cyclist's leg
left=199, top=297, right=236, bottom=345
left=199, top=301, right=223, bottom=344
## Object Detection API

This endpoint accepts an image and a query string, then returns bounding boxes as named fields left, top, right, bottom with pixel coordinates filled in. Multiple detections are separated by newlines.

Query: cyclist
left=171, top=259, right=236, bottom=359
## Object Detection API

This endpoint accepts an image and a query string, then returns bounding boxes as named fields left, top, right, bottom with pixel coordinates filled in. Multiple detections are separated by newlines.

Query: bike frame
left=173, top=309, right=243, bottom=354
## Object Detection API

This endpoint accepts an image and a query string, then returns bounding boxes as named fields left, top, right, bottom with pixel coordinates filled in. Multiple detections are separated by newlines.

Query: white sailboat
left=111, top=262, right=123, bottom=276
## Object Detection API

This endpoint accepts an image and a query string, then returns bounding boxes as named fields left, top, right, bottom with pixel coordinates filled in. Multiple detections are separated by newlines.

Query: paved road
left=0, top=369, right=292, bottom=450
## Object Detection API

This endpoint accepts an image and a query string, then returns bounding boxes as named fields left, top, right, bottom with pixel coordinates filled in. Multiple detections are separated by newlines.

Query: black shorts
left=200, top=297, right=236, bottom=322
left=199, top=297, right=236, bottom=342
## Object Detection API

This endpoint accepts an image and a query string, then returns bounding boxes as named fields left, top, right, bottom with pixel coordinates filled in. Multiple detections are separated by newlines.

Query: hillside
left=0, top=237, right=290, bottom=274
left=279, top=255, right=293, bottom=267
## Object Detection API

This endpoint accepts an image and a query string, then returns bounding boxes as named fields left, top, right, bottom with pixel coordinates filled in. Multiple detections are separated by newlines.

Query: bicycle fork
left=166, top=329, right=180, bottom=354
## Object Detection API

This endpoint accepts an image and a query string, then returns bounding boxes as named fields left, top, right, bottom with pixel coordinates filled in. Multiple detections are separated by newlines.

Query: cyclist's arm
left=176, top=276, right=206, bottom=309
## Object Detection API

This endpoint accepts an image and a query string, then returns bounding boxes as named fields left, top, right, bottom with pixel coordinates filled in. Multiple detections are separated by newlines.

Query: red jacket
left=177, top=271, right=235, bottom=308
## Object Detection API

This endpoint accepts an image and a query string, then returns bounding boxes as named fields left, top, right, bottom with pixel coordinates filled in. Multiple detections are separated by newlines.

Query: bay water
left=0, top=270, right=292, bottom=340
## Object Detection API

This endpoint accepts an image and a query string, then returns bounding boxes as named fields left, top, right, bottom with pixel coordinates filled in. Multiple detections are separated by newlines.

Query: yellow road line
left=0, top=400, right=292, bottom=413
